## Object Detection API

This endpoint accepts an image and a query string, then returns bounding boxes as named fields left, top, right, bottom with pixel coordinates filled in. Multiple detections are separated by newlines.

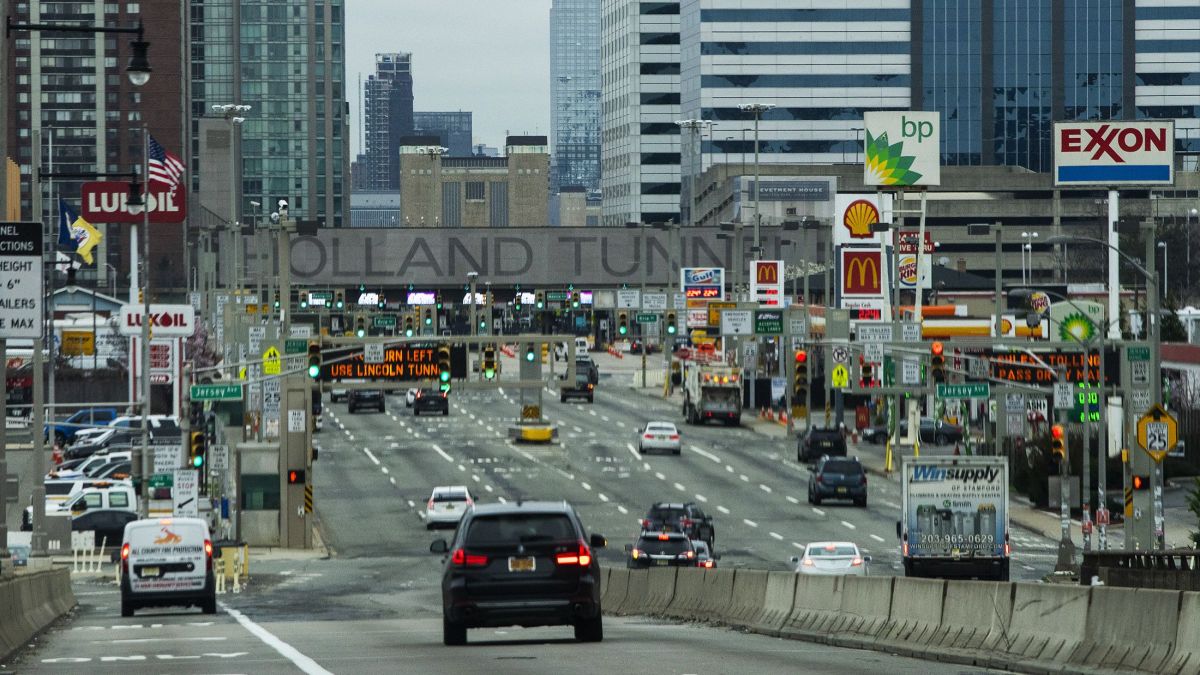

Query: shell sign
left=833, top=194, right=892, bottom=248
left=843, top=199, right=880, bottom=238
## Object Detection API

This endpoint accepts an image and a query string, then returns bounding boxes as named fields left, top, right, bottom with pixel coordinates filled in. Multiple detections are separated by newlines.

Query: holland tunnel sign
left=288, top=227, right=782, bottom=287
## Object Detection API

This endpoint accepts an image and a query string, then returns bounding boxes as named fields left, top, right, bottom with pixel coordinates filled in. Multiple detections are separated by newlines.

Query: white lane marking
left=347, top=434, right=355, bottom=441
left=616, top=505, right=628, bottom=514
left=406, top=500, right=415, bottom=508
left=472, top=474, right=481, bottom=483
left=870, top=534, right=885, bottom=543
left=498, top=496, right=508, bottom=504
left=601, top=415, right=610, bottom=422
left=581, top=482, right=592, bottom=491
left=616, top=421, right=626, bottom=428
left=431, top=444, right=454, bottom=463
left=739, top=474, right=749, bottom=482
left=573, top=426, right=584, bottom=434
left=108, top=637, right=227, bottom=643
left=555, top=468, right=575, bottom=480
left=759, top=484, right=772, bottom=493
left=769, top=532, right=784, bottom=541
left=725, top=465, right=734, bottom=473
left=626, top=443, right=641, bottom=460
left=380, top=466, right=389, bottom=474
left=458, top=464, right=467, bottom=472
left=599, top=493, right=609, bottom=502
left=743, top=519, right=758, bottom=528
left=589, top=410, right=597, bottom=416
left=840, top=520, right=857, bottom=530
left=484, top=485, right=494, bottom=492
left=389, top=477, right=396, bottom=485
left=694, top=494, right=708, bottom=503
left=881, top=500, right=902, bottom=510
left=812, top=507, right=825, bottom=516
left=673, top=482, right=686, bottom=492
left=643, top=462, right=651, bottom=471
left=717, top=506, right=730, bottom=514
left=361, top=448, right=380, bottom=466
left=222, top=604, right=333, bottom=675
left=688, top=445, right=722, bottom=463
left=654, top=472, right=666, bottom=481
left=786, top=496, right=799, bottom=504
left=792, top=542, right=806, bottom=550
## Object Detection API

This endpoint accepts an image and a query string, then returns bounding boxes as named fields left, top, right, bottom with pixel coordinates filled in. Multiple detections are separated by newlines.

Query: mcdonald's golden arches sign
left=841, top=249, right=883, bottom=296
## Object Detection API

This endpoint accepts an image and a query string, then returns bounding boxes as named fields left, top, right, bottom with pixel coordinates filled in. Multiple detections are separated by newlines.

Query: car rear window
left=46, top=483, right=74, bottom=495
left=809, top=545, right=858, bottom=557
left=433, top=491, right=468, bottom=503
left=649, top=506, right=687, bottom=521
left=638, top=537, right=690, bottom=555
left=646, top=424, right=675, bottom=433
left=822, top=460, right=862, bottom=474
left=465, top=514, right=576, bottom=545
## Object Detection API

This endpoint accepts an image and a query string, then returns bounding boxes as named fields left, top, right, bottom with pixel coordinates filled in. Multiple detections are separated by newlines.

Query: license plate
left=508, top=556, right=535, bottom=572
left=446, top=504, right=455, bottom=510
left=837, top=487, right=848, bottom=494
left=819, top=441, right=832, bottom=447
left=140, top=567, right=159, bottom=578
left=655, top=559, right=668, bottom=566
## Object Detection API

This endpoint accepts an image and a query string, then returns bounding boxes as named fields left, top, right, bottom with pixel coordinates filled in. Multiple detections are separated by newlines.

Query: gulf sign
left=1053, top=121, right=1174, bottom=186
left=681, top=267, right=725, bottom=301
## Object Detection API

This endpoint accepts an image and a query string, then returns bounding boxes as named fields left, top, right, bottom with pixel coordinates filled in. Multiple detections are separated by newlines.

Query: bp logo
left=864, top=129, right=924, bottom=186
left=1059, top=312, right=1096, bottom=342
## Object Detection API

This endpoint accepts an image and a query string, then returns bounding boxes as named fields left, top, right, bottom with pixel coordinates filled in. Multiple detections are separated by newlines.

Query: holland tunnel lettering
left=287, top=227, right=797, bottom=287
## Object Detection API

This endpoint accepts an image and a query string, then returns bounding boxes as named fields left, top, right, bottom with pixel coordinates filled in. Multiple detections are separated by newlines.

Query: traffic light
left=299, top=294, right=308, bottom=310
left=861, top=359, right=875, bottom=386
left=1050, top=424, right=1065, bottom=459
left=666, top=311, right=677, bottom=335
left=404, top=312, right=415, bottom=337
left=514, top=295, right=523, bottom=311
left=273, top=290, right=281, bottom=310
left=794, top=349, right=808, bottom=399
left=377, top=294, right=386, bottom=309
left=571, top=291, right=580, bottom=309
left=435, top=293, right=443, bottom=311
left=422, top=306, right=434, bottom=327
left=930, top=341, right=946, bottom=382
left=189, top=430, right=205, bottom=469
left=1132, top=474, right=1150, bottom=491
left=525, top=344, right=536, bottom=362
left=287, top=469, right=306, bottom=484
left=535, top=290, right=545, bottom=310
left=334, top=290, right=345, bottom=309
left=482, top=345, right=497, bottom=379
left=355, top=314, right=367, bottom=338
left=307, top=340, right=321, bottom=379
left=437, top=344, right=452, bottom=389
left=618, top=311, right=629, bottom=336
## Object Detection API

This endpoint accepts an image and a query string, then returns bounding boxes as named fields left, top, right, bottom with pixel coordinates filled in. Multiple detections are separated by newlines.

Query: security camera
left=231, top=117, right=245, bottom=124
left=270, top=212, right=280, bottom=223
left=277, top=199, right=289, bottom=209
left=250, top=200, right=261, bottom=207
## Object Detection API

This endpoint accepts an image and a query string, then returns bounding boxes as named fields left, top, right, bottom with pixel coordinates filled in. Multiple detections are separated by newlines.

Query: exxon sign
left=1053, top=121, right=1175, bottom=186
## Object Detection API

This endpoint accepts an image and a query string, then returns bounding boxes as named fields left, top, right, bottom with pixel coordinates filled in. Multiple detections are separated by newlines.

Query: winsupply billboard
left=832, top=193, right=893, bottom=248
left=864, top=111, right=941, bottom=187
left=904, top=459, right=1006, bottom=558
left=1053, top=121, right=1174, bottom=186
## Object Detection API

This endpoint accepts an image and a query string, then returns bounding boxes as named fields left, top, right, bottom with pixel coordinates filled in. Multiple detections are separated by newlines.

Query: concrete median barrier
left=1069, top=587, right=1180, bottom=673
left=880, top=577, right=944, bottom=649
left=781, top=574, right=844, bottom=636
left=835, top=575, right=893, bottom=640
left=694, top=567, right=736, bottom=619
left=749, top=571, right=797, bottom=637
left=935, top=580, right=1013, bottom=652
left=602, top=567, right=629, bottom=614
left=664, top=567, right=706, bottom=619
left=1002, top=582, right=1089, bottom=664
left=619, top=569, right=648, bottom=615
left=722, top=569, right=770, bottom=625
left=1, top=569, right=75, bottom=663
left=642, top=567, right=678, bottom=616
left=1168, top=591, right=1200, bottom=675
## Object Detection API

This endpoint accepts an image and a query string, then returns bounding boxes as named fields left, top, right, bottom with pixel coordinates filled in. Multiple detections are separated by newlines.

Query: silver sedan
left=637, top=422, right=681, bottom=455
left=791, top=541, right=871, bottom=576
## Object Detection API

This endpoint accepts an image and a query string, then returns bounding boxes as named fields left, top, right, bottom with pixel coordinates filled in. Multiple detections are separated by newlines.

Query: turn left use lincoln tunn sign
left=1053, top=121, right=1174, bottom=186
left=0, top=222, right=43, bottom=338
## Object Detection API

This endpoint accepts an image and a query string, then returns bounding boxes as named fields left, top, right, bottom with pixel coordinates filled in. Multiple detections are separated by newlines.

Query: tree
left=1161, top=296, right=1188, bottom=343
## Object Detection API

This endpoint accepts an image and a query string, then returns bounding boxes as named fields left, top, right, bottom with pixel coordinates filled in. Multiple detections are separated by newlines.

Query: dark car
left=413, top=388, right=449, bottom=416
left=640, top=502, right=714, bottom=548
left=798, top=427, right=847, bottom=462
left=348, top=389, right=386, bottom=414
left=559, top=373, right=595, bottom=403
left=808, top=456, right=867, bottom=507
left=872, top=418, right=964, bottom=445
left=430, top=500, right=607, bottom=645
left=72, top=509, right=139, bottom=547
left=625, top=531, right=695, bottom=568
left=575, top=358, right=599, bottom=385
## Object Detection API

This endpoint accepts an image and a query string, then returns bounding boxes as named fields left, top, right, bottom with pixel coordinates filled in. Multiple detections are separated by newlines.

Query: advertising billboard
left=749, top=260, right=784, bottom=306
left=904, top=459, right=1006, bottom=558
left=841, top=249, right=884, bottom=296
left=832, top=193, right=894, bottom=248
left=81, top=182, right=187, bottom=224
left=680, top=267, right=725, bottom=301
left=1053, top=121, right=1175, bottom=186
left=864, top=111, right=941, bottom=187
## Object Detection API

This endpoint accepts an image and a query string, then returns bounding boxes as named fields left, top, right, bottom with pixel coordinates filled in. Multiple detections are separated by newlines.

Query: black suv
left=413, top=388, right=449, bottom=416
left=559, top=372, right=595, bottom=403
left=798, top=427, right=847, bottom=462
left=348, top=389, right=385, bottom=414
left=625, top=531, right=695, bottom=568
left=808, top=456, right=868, bottom=507
left=640, top=502, right=714, bottom=548
left=431, top=501, right=607, bottom=645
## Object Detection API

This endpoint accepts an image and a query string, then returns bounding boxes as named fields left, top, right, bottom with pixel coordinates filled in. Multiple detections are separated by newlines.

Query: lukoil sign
left=863, top=111, right=941, bottom=187
left=1053, top=121, right=1174, bottom=186
left=119, top=304, right=196, bottom=336
left=81, top=182, right=187, bottom=224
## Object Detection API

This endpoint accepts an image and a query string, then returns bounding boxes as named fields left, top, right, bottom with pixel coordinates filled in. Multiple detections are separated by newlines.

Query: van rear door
left=126, top=520, right=209, bottom=593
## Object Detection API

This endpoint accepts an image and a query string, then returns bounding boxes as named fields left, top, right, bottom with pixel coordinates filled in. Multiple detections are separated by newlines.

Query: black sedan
left=413, top=388, right=449, bottom=416
left=862, top=417, right=964, bottom=445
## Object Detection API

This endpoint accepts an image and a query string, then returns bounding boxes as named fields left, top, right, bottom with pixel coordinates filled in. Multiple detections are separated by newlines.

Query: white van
left=120, top=517, right=216, bottom=616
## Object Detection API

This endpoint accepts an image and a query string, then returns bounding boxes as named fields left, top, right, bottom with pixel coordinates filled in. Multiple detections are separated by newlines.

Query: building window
left=241, top=475, right=281, bottom=510
left=465, top=181, right=485, bottom=200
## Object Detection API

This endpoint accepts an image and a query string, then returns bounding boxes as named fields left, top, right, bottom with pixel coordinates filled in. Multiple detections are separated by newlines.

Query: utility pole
left=137, top=127, right=151, bottom=518
left=640, top=223, right=647, bottom=389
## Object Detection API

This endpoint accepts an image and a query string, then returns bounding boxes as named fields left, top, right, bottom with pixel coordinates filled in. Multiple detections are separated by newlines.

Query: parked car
left=45, top=407, right=118, bottom=446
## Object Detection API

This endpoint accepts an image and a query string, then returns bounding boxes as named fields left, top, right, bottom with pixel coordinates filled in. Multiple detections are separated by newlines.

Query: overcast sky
left=346, top=0, right=552, bottom=156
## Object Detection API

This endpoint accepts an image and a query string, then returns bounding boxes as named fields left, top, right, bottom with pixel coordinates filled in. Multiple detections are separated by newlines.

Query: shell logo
left=843, top=199, right=880, bottom=238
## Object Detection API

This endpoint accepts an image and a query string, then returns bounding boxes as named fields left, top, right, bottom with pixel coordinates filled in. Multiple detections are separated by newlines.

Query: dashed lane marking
left=695, top=494, right=707, bottom=502
left=361, top=448, right=380, bottom=466
left=841, top=521, right=857, bottom=530
left=743, top=519, right=758, bottom=528
left=717, top=506, right=730, bottom=514
left=673, top=482, right=686, bottom=492
left=759, top=484, right=772, bottom=493
left=688, top=445, right=722, bottom=463
left=769, top=532, right=783, bottom=541
left=812, top=508, right=825, bottom=516
left=786, top=496, right=799, bottom=504
left=870, top=534, right=885, bottom=543
left=431, top=444, right=454, bottom=463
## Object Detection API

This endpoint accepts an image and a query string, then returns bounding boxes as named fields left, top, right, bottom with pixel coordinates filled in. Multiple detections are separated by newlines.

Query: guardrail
left=1081, top=550, right=1200, bottom=591
left=605, top=566, right=1200, bottom=674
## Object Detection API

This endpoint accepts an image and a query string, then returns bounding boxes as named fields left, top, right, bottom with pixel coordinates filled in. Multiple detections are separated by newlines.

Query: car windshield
left=638, top=537, right=690, bottom=555
left=420, top=388, right=440, bottom=396
left=464, top=514, right=576, bottom=546
left=808, top=544, right=858, bottom=557
left=821, top=460, right=862, bottom=475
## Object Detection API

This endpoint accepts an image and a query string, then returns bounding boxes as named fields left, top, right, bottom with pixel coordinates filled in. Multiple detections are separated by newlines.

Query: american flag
left=148, top=134, right=186, bottom=192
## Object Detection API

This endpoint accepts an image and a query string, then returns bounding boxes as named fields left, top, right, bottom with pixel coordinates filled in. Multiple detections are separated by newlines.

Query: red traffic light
left=1132, top=475, right=1150, bottom=490
left=931, top=341, right=944, bottom=356
left=1051, top=424, right=1064, bottom=440
left=287, top=469, right=307, bottom=484
left=795, top=350, right=807, bottom=364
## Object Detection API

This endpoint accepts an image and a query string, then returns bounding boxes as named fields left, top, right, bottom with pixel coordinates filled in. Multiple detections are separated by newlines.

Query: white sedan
left=637, top=422, right=681, bottom=455
left=424, top=485, right=473, bottom=529
left=791, top=541, right=870, bottom=576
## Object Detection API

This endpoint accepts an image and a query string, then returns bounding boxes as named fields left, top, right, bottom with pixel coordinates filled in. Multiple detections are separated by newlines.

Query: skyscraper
left=189, top=0, right=349, bottom=227
left=550, top=0, right=602, bottom=195
left=358, top=53, right=413, bottom=191
left=413, top=111, right=473, bottom=157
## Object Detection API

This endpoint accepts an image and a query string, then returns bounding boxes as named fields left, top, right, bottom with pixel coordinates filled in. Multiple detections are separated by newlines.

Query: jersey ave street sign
left=190, top=383, right=243, bottom=401
left=1137, top=403, right=1178, bottom=462
left=936, top=383, right=990, bottom=399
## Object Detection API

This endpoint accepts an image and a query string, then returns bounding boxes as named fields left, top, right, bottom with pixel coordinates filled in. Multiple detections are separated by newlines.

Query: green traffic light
left=192, top=455, right=203, bottom=468
left=440, top=382, right=451, bottom=392
left=300, top=300, right=308, bottom=309
left=405, top=328, right=414, bottom=337
left=336, top=300, right=344, bottom=309
left=484, top=367, right=496, bottom=379
left=667, top=324, right=677, bottom=335
left=307, top=364, right=320, bottom=378
left=356, top=328, right=366, bottom=338
left=619, top=326, right=628, bottom=335
left=536, top=301, right=544, bottom=309
left=440, top=370, right=451, bottom=383
left=424, top=317, right=432, bottom=325
left=525, top=350, right=535, bottom=362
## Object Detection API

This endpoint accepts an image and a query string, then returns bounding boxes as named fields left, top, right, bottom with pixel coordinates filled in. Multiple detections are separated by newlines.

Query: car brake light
left=851, top=557, right=863, bottom=566
left=120, top=543, right=130, bottom=560
left=903, top=542, right=909, bottom=556
left=669, top=434, right=679, bottom=440
left=701, top=560, right=713, bottom=568
left=415, top=391, right=422, bottom=399
left=427, top=499, right=435, bottom=510
left=450, top=548, right=488, bottom=567
left=555, top=542, right=592, bottom=566
left=204, top=540, right=213, bottom=557
left=644, top=434, right=653, bottom=439
left=684, top=550, right=695, bottom=559
left=658, top=533, right=670, bottom=541
left=641, top=519, right=651, bottom=529
left=802, top=558, right=815, bottom=566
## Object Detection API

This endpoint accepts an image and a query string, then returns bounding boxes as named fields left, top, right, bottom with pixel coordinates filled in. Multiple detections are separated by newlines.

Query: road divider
left=1, top=569, right=76, bottom=662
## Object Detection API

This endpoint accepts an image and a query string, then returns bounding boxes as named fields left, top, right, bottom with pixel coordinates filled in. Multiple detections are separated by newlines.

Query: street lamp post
left=675, top=120, right=713, bottom=227
left=1021, top=231, right=1038, bottom=284
left=737, top=103, right=775, bottom=254
left=1157, top=241, right=1168, bottom=301
left=212, top=104, right=250, bottom=291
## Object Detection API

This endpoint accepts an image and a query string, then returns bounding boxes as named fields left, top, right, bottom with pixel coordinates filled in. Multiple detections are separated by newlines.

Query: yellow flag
left=73, top=216, right=102, bottom=265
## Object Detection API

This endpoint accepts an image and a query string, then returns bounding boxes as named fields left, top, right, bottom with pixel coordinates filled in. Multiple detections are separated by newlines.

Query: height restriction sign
left=0, top=222, right=44, bottom=338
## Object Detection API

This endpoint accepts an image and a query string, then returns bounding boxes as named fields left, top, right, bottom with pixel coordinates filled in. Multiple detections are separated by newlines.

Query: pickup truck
left=45, top=407, right=118, bottom=445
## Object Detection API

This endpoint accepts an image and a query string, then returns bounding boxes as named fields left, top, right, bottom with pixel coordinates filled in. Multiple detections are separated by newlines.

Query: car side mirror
left=429, top=539, right=448, bottom=554
left=590, top=533, right=607, bottom=549
left=789, top=555, right=800, bottom=564
left=623, top=543, right=633, bottom=553
left=863, top=555, right=872, bottom=563
left=895, top=521, right=902, bottom=539
left=72, top=502, right=88, bottom=512
left=808, top=464, right=817, bottom=472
